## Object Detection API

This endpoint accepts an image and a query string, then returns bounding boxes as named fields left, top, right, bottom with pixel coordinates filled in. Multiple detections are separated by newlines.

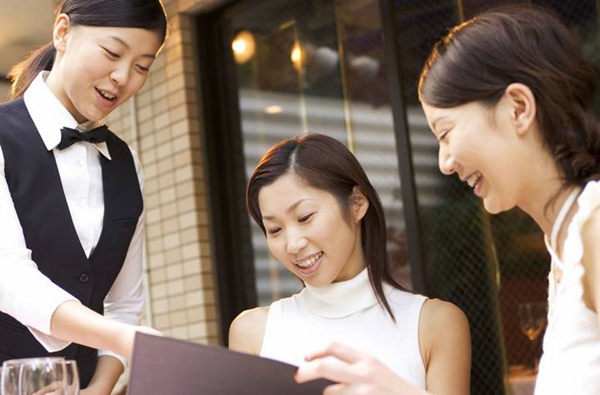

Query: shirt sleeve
left=97, top=147, right=145, bottom=367
left=0, top=145, right=79, bottom=351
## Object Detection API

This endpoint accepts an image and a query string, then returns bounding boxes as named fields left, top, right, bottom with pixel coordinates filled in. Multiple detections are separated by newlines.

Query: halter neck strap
left=550, top=187, right=581, bottom=256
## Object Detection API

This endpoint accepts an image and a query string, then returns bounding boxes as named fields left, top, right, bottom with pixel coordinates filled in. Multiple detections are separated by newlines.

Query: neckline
left=23, top=71, right=111, bottom=160
left=546, top=187, right=581, bottom=268
left=302, top=268, right=393, bottom=318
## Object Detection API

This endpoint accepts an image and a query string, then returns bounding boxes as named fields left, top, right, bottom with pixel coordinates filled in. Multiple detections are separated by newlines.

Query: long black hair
left=9, top=0, right=168, bottom=98
left=247, top=133, right=405, bottom=321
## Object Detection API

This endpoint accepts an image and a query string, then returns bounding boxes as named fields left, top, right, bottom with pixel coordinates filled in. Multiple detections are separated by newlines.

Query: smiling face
left=258, top=173, right=368, bottom=287
left=47, top=15, right=162, bottom=123
left=421, top=98, right=531, bottom=214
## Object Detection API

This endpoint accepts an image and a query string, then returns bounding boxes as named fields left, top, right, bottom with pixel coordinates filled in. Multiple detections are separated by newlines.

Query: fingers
left=323, top=383, right=350, bottom=395
left=304, top=342, right=366, bottom=364
left=295, top=355, right=360, bottom=384
left=32, top=381, right=61, bottom=395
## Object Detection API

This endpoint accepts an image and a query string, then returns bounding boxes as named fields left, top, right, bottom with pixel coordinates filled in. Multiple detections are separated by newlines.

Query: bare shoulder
left=581, top=206, right=600, bottom=275
left=420, top=298, right=469, bottom=329
left=419, top=298, right=470, bottom=367
left=581, top=206, right=600, bottom=252
left=581, top=206, right=600, bottom=311
left=228, top=306, right=270, bottom=355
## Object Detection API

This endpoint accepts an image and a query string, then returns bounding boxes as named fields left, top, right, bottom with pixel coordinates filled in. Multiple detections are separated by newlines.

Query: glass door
left=221, top=0, right=409, bottom=305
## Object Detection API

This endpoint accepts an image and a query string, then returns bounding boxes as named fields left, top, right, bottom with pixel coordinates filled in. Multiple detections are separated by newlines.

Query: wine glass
left=518, top=302, right=548, bottom=371
left=63, top=361, right=80, bottom=395
left=17, top=357, right=67, bottom=395
left=1, top=361, right=21, bottom=395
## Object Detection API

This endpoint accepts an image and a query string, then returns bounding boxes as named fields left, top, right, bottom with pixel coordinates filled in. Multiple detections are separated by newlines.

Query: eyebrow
left=431, top=116, right=450, bottom=132
left=109, top=35, right=156, bottom=59
left=262, top=198, right=312, bottom=221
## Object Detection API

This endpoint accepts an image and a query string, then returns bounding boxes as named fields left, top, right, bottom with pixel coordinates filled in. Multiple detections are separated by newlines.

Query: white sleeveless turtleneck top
left=535, top=180, right=600, bottom=394
left=260, top=269, right=427, bottom=389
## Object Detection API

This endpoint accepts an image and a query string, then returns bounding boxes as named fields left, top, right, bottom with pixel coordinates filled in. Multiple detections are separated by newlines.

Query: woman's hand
left=295, top=343, right=430, bottom=395
left=116, top=325, right=163, bottom=361
left=79, top=383, right=110, bottom=395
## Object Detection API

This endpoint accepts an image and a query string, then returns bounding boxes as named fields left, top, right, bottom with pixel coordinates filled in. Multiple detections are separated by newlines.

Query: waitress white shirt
left=0, top=72, right=144, bottom=366
left=535, top=181, right=600, bottom=394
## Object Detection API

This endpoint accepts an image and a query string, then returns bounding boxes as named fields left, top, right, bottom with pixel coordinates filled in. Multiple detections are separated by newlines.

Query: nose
left=286, top=229, right=308, bottom=254
left=438, top=145, right=457, bottom=176
left=110, top=64, right=130, bottom=86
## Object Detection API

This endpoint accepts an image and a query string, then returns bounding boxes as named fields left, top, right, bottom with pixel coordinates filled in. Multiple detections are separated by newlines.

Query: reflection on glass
left=290, top=41, right=304, bottom=71
left=64, top=360, right=80, bottom=395
left=232, top=30, right=256, bottom=64
left=518, top=302, right=547, bottom=370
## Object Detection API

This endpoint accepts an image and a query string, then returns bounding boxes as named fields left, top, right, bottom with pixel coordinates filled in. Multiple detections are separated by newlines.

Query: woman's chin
left=482, top=199, right=506, bottom=215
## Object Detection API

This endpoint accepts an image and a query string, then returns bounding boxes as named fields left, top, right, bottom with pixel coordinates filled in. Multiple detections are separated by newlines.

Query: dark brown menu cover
left=127, top=333, right=333, bottom=395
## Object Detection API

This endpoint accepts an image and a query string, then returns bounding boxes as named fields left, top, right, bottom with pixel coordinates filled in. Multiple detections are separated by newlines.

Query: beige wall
left=106, top=0, right=231, bottom=346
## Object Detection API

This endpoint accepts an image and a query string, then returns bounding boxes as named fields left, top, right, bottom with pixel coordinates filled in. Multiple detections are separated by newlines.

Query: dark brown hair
left=9, top=0, right=168, bottom=98
left=247, top=133, right=405, bottom=320
left=419, top=5, right=600, bottom=188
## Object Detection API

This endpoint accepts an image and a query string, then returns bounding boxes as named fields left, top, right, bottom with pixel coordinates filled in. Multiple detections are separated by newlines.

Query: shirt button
left=79, top=274, right=90, bottom=284
left=77, top=159, right=84, bottom=167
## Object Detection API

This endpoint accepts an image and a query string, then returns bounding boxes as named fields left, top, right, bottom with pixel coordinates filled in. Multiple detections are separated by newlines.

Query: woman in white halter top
left=229, top=133, right=471, bottom=395
left=295, top=6, right=600, bottom=395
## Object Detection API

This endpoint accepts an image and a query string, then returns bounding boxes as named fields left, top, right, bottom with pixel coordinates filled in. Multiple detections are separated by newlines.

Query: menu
left=127, top=333, right=333, bottom=395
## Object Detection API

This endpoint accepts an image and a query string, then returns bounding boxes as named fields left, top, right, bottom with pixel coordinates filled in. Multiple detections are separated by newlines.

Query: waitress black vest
left=0, top=98, right=143, bottom=388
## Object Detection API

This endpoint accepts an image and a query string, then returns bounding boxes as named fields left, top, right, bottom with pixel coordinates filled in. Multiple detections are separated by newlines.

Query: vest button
left=79, top=274, right=90, bottom=284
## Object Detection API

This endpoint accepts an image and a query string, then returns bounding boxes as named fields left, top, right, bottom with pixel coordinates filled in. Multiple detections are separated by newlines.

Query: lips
left=295, top=251, right=323, bottom=268
left=96, top=88, right=118, bottom=102
left=460, top=171, right=485, bottom=197
left=463, top=171, right=482, bottom=188
left=294, top=251, right=324, bottom=276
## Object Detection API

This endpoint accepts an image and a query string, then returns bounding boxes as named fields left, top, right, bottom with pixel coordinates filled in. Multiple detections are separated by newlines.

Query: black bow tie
left=58, top=125, right=109, bottom=150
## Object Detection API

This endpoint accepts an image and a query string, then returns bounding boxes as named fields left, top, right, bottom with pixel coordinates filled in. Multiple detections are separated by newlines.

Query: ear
left=53, top=13, right=72, bottom=53
left=350, top=186, right=369, bottom=224
left=504, top=83, right=537, bottom=136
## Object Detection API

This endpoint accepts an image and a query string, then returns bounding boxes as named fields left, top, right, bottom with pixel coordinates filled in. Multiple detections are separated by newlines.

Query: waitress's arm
left=84, top=356, right=124, bottom=395
left=82, top=148, right=148, bottom=393
left=0, top=146, right=78, bottom=350
left=50, top=300, right=150, bottom=362
left=1, top=146, right=158, bottom=382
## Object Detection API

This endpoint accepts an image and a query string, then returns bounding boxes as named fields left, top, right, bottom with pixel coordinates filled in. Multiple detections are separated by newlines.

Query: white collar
left=302, top=268, right=393, bottom=318
left=23, top=71, right=111, bottom=160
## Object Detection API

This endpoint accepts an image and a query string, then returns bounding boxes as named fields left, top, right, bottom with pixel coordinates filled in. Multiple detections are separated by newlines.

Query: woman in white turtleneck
left=228, top=133, right=471, bottom=395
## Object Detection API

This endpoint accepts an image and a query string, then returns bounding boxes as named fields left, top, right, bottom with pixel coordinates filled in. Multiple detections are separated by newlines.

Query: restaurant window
left=207, top=0, right=410, bottom=307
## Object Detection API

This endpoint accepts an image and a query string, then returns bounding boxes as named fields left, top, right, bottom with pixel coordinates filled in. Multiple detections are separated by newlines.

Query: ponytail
left=554, top=109, right=600, bottom=186
left=8, top=43, right=56, bottom=99
left=8, top=0, right=167, bottom=100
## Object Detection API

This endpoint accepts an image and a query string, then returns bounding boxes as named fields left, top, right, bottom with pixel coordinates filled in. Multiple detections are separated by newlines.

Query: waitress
left=0, top=0, right=167, bottom=392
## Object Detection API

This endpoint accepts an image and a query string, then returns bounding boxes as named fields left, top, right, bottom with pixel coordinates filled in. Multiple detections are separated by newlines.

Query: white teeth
left=296, top=252, right=323, bottom=268
left=99, top=90, right=116, bottom=100
left=467, top=172, right=482, bottom=188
